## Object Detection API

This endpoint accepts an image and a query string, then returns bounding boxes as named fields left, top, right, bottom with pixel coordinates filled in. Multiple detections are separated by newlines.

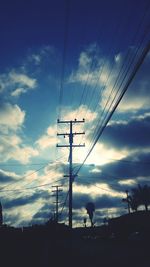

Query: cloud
left=9, top=71, right=37, bottom=88
left=3, top=189, right=50, bottom=210
left=32, top=203, right=53, bottom=223
left=0, top=103, right=25, bottom=132
left=0, top=69, right=37, bottom=98
left=11, top=88, right=26, bottom=97
left=0, top=135, right=38, bottom=163
left=101, top=112, right=150, bottom=149
left=117, top=51, right=150, bottom=111
left=36, top=125, right=58, bottom=150
left=2, top=189, right=53, bottom=226
left=68, top=44, right=150, bottom=116
left=27, top=45, right=56, bottom=67
left=63, top=104, right=97, bottom=122
left=0, top=169, right=19, bottom=184
left=68, top=45, right=109, bottom=86
left=30, top=54, right=41, bottom=65
left=0, top=103, right=39, bottom=163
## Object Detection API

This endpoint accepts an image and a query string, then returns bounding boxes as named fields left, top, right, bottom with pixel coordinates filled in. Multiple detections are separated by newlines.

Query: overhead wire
left=82, top=5, right=150, bottom=161
left=87, top=6, right=150, bottom=152
left=58, top=0, right=70, bottom=119
left=0, top=155, right=68, bottom=191
left=73, top=1, right=148, bottom=150
left=0, top=177, right=68, bottom=193
left=74, top=39, right=150, bottom=177
left=78, top=1, right=150, bottom=154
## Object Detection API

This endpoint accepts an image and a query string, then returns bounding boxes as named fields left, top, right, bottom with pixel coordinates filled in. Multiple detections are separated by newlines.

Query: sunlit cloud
left=9, top=71, right=37, bottom=88
left=11, top=87, right=27, bottom=97
left=0, top=103, right=25, bottom=132
left=0, top=68, right=37, bottom=98
left=36, top=125, right=58, bottom=150
left=63, top=104, right=97, bottom=121
left=118, top=179, right=137, bottom=186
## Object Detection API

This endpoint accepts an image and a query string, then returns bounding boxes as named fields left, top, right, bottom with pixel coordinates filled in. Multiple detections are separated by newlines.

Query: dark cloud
left=3, top=189, right=50, bottom=210
left=75, top=149, right=150, bottom=193
left=101, top=151, right=150, bottom=182
left=0, top=170, right=15, bottom=184
left=101, top=113, right=150, bottom=149
left=3, top=212, right=20, bottom=226
left=73, top=192, right=121, bottom=211
left=121, top=52, right=150, bottom=106
left=73, top=193, right=93, bottom=209
left=32, top=203, right=53, bottom=221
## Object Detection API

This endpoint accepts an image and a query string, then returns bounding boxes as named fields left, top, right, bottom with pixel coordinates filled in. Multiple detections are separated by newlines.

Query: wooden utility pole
left=52, top=185, right=63, bottom=223
left=126, top=190, right=131, bottom=214
left=57, top=119, right=85, bottom=228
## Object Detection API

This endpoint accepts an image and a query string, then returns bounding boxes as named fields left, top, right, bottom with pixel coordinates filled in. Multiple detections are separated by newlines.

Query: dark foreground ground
left=0, top=227, right=150, bottom=267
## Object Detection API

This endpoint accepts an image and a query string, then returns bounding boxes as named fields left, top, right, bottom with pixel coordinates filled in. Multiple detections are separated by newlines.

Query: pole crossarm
left=57, top=118, right=85, bottom=228
left=57, top=119, right=85, bottom=124
left=57, top=132, right=85, bottom=136
left=57, top=144, right=85, bottom=148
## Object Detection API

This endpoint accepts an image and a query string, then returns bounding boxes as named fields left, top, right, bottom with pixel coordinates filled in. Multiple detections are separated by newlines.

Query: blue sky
left=0, top=0, right=150, bottom=227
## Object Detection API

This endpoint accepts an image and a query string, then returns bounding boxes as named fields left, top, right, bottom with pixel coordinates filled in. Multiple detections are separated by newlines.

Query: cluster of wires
left=1, top=1, right=150, bottom=226
left=57, top=1, right=150, bottom=223
left=75, top=39, right=150, bottom=177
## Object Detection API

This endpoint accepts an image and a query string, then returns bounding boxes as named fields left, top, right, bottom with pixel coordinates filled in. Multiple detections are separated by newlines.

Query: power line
left=0, top=155, right=68, bottom=192
left=0, top=162, right=50, bottom=167
left=58, top=0, right=70, bottom=119
left=0, top=178, right=67, bottom=193
left=75, top=39, right=150, bottom=176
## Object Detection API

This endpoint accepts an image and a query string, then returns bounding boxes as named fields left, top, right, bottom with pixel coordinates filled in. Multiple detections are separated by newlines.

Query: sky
left=0, top=0, right=150, bottom=227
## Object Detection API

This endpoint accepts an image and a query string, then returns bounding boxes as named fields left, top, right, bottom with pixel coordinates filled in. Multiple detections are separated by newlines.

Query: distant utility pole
left=57, top=119, right=85, bottom=228
left=52, top=185, right=63, bottom=223
left=0, top=202, right=3, bottom=226
left=125, top=190, right=131, bottom=214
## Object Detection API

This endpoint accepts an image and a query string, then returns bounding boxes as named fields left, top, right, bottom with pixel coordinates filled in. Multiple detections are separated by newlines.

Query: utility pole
left=122, top=190, right=131, bottom=214
left=57, top=119, right=85, bottom=228
left=52, top=185, right=63, bottom=223
left=126, top=190, right=131, bottom=214
left=0, top=202, right=3, bottom=226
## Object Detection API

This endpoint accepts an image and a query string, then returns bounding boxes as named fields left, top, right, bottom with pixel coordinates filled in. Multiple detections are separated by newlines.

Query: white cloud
left=73, top=182, right=124, bottom=198
left=36, top=135, right=57, bottom=150
left=68, top=45, right=110, bottom=87
left=63, top=105, right=97, bottom=122
left=73, top=142, right=129, bottom=165
left=9, top=71, right=37, bottom=88
left=0, top=69, right=37, bottom=97
left=0, top=134, right=39, bottom=163
left=36, top=125, right=58, bottom=150
left=11, top=88, right=26, bottom=97
left=118, top=179, right=137, bottom=186
left=69, top=44, right=150, bottom=115
left=0, top=103, right=25, bottom=131
left=0, top=103, right=39, bottom=163
left=79, top=51, right=92, bottom=69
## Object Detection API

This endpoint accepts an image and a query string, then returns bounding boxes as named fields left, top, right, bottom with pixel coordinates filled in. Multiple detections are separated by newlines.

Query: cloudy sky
left=0, top=0, right=150, bottom=227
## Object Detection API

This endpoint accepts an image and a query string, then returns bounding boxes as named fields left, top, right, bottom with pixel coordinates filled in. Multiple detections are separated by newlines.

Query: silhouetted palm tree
left=131, top=184, right=150, bottom=211
left=86, top=202, right=95, bottom=227
left=128, top=195, right=139, bottom=212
